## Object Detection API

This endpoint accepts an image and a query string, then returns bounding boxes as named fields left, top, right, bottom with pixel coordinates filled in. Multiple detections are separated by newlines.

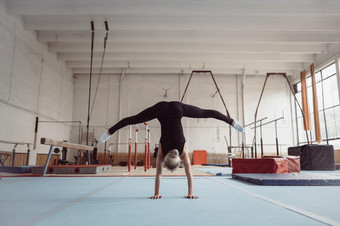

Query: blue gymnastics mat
left=0, top=166, right=32, bottom=174
left=232, top=172, right=340, bottom=186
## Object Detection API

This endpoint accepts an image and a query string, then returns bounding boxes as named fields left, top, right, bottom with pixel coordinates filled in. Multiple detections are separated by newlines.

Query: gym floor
left=1, top=167, right=340, bottom=226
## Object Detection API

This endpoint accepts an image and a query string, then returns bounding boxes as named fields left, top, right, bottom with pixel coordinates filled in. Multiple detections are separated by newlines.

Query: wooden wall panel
left=36, top=154, right=60, bottom=166
left=13, top=153, right=27, bottom=166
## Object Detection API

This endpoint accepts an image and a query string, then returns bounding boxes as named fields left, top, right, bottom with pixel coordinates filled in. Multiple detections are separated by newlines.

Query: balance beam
left=40, top=138, right=94, bottom=177
left=40, top=138, right=93, bottom=151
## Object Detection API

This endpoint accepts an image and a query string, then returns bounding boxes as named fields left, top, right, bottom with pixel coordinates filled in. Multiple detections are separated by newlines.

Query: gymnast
left=99, top=101, right=244, bottom=199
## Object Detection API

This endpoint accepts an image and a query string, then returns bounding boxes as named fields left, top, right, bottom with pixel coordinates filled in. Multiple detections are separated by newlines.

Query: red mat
left=232, top=158, right=288, bottom=174
left=192, top=150, right=207, bottom=165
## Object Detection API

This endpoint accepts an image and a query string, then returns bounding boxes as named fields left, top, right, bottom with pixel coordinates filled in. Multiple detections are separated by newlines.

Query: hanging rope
left=86, top=20, right=95, bottom=146
left=90, top=20, right=109, bottom=118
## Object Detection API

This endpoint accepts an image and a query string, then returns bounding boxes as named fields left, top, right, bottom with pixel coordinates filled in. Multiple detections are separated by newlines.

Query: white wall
left=73, top=71, right=296, bottom=158
left=0, top=1, right=74, bottom=165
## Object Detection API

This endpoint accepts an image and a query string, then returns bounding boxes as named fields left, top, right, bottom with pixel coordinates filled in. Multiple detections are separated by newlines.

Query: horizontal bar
left=260, top=116, right=284, bottom=127
left=39, top=120, right=81, bottom=123
left=40, top=138, right=93, bottom=151
left=229, top=146, right=253, bottom=149
left=244, top=117, right=268, bottom=127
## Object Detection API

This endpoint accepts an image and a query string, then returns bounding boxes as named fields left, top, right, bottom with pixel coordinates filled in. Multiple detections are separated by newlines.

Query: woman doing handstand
left=99, top=101, right=244, bottom=199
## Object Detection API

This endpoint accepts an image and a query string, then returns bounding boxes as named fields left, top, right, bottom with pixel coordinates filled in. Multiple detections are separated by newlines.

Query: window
left=294, top=62, right=340, bottom=148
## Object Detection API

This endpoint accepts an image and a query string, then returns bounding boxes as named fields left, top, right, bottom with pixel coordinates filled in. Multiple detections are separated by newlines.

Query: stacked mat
left=232, top=156, right=300, bottom=174
left=31, top=165, right=112, bottom=174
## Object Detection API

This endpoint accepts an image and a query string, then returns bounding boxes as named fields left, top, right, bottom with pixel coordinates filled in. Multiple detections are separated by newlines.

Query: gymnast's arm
left=182, top=149, right=198, bottom=199
left=181, top=103, right=234, bottom=125
left=151, top=147, right=164, bottom=199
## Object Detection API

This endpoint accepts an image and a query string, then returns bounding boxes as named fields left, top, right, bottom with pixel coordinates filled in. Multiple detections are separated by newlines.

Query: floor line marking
left=206, top=177, right=340, bottom=226
left=19, top=178, right=124, bottom=226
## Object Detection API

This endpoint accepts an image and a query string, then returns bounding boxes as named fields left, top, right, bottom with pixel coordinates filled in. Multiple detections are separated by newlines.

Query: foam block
left=285, top=156, right=301, bottom=173
left=288, top=145, right=335, bottom=170
left=192, top=150, right=207, bottom=165
left=232, top=158, right=288, bottom=174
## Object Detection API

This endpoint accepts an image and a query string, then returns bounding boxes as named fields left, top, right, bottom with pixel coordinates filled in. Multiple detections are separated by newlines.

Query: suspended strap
left=86, top=20, right=95, bottom=146
left=90, top=20, right=109, bottom=118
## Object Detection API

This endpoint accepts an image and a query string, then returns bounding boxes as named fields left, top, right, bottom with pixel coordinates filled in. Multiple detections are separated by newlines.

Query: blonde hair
left=164, top=149, right=181, bottom=172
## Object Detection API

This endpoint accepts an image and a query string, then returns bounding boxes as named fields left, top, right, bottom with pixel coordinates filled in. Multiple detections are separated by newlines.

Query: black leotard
left=108, top=101, right=234, bottom=156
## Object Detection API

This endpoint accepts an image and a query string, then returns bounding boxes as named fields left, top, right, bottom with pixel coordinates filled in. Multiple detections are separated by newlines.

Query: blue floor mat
left=232, top=172, right=340, bottom=185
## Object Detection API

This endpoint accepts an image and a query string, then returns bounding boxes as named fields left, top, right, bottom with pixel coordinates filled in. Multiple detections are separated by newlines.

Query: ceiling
left=5, top=0, right=340, bottom=78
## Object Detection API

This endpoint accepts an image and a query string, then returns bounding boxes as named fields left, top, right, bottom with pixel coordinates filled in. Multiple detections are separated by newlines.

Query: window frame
left=294, top=62, right=339, bottom=147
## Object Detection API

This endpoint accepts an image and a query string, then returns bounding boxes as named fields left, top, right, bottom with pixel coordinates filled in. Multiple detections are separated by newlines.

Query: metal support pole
left=275, top=120, right=279, bottom=155
left=254, top=74, right=270, bottom=158
left=144, top=123, right=148, bottom=172
left=144, top=138, right=148, bottom=172
left=260, top=120, right=263, bottom=157
left=128, top=126, right=132, bottom=172
left=134, top=129, right=138, bottom=169
left=128, top=138, right=132, bottom=172
left=33, top=117, right=38, bottom=150
left=148, top=130, right=151, bottom=169
left=12, top=144, right=17, bottom=166
left=26, top=144, right=30, bottom=165
left=42, top=145, right=54, bottom=177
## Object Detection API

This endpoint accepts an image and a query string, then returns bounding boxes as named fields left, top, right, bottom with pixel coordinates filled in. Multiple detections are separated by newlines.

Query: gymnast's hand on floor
left=185, top=194, right=199, bottom=199
left=150, top=194, right=162, bottom=199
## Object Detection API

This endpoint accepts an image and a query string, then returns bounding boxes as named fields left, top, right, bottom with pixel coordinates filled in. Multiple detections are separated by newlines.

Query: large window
left=295, top=62, right=340, bottom=148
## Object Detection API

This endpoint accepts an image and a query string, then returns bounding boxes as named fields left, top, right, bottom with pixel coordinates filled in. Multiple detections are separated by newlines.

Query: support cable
left=90, top=20, right=109, bottom=118
left=86, top=20, right=95, bottom=147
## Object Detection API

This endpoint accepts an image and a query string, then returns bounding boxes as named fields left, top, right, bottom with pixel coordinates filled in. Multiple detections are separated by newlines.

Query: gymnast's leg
left=181, top=103, right=244, bottom=132
left=99, top=103, right=159, bottom=143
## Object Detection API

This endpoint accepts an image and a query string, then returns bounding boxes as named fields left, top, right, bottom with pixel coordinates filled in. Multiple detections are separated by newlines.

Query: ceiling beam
left=58, top=52, right=314, bottom=62
left=48, top=42, right=327, bottom=54
left=7, top=0, right=340, bottom=16
left=38, top=31, right=340, bottom=43
left=24, top=15, right=340, bottom=31
left=72, top=67, right=297, bottom=76
left=66, top=61, right=303, bottom=70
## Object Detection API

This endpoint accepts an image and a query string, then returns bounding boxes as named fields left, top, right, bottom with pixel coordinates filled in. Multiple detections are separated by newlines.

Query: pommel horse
left=40, top=138, right=94, bottom=177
